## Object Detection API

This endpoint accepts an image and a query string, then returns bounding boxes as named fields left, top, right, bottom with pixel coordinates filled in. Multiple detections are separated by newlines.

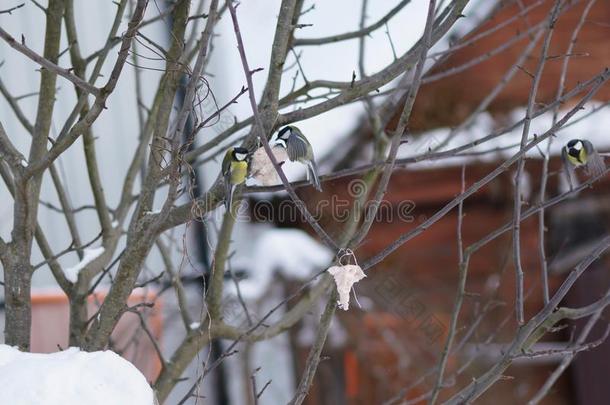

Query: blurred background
left=1, top=0, right=610, bottom=404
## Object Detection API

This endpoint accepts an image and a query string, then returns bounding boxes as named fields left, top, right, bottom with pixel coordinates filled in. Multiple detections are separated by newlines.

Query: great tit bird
left=270, top=126, right=322, bottom=191
left=222, top=147, right=250, bottom=211
left=562, top=139, right=606, bottom=189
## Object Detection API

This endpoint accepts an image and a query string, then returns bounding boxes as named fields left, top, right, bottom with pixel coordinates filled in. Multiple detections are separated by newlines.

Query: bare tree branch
left=293, top=0, right=412, bottom=46
left=0, top=27, right=99, bottom=96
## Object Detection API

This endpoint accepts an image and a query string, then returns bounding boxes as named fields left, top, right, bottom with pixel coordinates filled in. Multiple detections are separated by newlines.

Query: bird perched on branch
left=222, top=147, right=250, bottom=211
left=269, top=126, right=322, bottom=191
left=562, top=139, right=606, bottom=190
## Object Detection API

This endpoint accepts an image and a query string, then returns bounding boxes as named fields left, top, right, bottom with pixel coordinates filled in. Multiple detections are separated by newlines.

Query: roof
left=402, top=102, right=610, bottom=170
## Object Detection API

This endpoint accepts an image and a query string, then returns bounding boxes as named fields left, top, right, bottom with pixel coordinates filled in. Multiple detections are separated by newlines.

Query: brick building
left=271, top=1, right=610, bottom=403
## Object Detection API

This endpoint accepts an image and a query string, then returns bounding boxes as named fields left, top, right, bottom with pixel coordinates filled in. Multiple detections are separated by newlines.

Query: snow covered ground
left=0, top=345, right=154, bottom=405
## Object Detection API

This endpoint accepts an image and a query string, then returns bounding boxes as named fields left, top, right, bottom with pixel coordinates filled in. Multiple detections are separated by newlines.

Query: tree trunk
left=3, top=257, right=33, bottom=350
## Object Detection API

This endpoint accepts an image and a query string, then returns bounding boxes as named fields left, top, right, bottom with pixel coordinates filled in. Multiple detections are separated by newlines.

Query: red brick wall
left=406, top=0, right=610, bottom=131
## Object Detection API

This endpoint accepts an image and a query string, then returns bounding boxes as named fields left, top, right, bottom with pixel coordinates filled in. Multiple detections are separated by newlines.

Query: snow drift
left=0, top=345, right=154, bottom=405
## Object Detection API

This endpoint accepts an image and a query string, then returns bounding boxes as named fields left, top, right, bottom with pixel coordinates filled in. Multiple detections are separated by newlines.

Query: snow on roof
left=249, top=103, right=610, bottom=187
left=0, top=345, right=154, bottom=405
left=225, top=227, right=333, bottom=300
left=400, top=103, right=610, bottom=169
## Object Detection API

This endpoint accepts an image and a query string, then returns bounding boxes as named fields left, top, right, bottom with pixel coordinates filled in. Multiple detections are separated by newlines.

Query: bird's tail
left=307, top=160, right=322, bottom=192
left=224, top=183, right=235, bottom=212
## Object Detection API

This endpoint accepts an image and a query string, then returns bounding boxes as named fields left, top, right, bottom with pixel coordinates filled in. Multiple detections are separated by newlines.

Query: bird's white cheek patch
left=274, top=139, right=287, bottom=148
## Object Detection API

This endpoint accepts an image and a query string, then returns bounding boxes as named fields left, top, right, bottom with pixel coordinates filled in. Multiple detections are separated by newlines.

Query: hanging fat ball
left=222, top=147, right=250, bottom=211
left=249, top=144, right=289, bottom=186
left=561, top=139, right=606, bottom=190
left=270, top=126, right=322, bottom=191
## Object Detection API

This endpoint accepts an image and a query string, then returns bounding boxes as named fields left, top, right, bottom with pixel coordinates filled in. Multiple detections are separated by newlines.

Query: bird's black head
left=566, top=139, right=583, bottom=158
left=232, top=147, right=249, bottom=161
left=278, top=126, right=293, bottom=141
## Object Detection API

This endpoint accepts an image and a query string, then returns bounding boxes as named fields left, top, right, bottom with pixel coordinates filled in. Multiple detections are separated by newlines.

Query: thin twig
left=512, top=0, right=563, bottom=325
left=429, top=165, right=466, bottom=404
left=0, top=3, right=25, bottom=15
